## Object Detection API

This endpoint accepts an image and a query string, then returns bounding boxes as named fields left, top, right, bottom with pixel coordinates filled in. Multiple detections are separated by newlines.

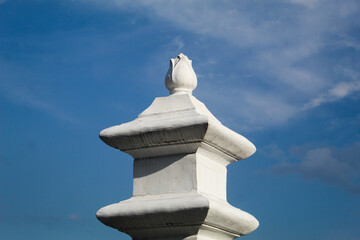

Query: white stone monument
left=97, top=53, right=259, bottom=240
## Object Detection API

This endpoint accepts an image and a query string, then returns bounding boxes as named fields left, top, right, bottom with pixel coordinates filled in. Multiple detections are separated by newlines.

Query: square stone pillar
left=96, top=54, right=259, bottom=240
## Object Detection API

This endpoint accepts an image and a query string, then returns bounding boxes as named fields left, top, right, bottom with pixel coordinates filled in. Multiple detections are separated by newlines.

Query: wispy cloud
left=303, top=81, right=360, bottom=109
left=288, top=0, right=322, bottom=9
left=172, top=36, right=184, bottom=52
left=269, top=142, right=360, bottom=194
left=68, top=213, right=81, bottom=221
left=0, top=80, right=84, bottom=126
left=197, top=82, right=298, bottom=130
left=19, top=213, right=81, bottom=224
left=77, top=0, right=360, bottom=128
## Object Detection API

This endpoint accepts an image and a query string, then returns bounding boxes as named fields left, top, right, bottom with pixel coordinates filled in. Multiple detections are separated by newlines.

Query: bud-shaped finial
left=165, top=53, right=197, bottom=95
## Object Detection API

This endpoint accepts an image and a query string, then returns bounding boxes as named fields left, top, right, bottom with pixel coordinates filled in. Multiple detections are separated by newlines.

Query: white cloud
left=0, top=75, right=84, bottom=126
left=270, top=142, right=360, bottom=194
left=68, top=213, right=81, bottom=221
left=7, top=88, right=83, bottom=125
left=196, top=80, right=298, bottom=130
left=303, top=81, right=360, bottom=109
left=340, top=36, right=360, bottom=51
left=75, top=0, right=360, bottom=128
left=172, top=36, right=184, bottom=52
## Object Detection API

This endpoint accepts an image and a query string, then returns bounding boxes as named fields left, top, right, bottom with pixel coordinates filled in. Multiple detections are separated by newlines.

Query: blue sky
left=1, top=0, right=360, bottom=239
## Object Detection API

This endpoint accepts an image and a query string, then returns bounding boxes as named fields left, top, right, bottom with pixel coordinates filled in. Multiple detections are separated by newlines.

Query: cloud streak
left=303, top=81, right=360, bottom=109
left=269, top=142, right=360, bottom=194
left=77, top=0, right=360, bottom=129
left=0, top=79, right=83, bottom=126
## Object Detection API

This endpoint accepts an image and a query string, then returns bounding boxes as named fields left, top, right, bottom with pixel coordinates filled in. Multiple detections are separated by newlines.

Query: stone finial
left=165, top=53, right=197, bottom=95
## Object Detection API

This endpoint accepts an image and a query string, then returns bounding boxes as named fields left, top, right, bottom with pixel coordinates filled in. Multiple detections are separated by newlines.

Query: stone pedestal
left=97, top=54, right=259, bottom=239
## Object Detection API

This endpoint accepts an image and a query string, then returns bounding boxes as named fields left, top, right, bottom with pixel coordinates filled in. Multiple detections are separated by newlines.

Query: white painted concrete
left=97, top=53, right=259, bottom=239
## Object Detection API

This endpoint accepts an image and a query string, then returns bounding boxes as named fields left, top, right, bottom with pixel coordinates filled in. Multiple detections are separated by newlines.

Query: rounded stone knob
left=165, top=53, right=197, bottom=95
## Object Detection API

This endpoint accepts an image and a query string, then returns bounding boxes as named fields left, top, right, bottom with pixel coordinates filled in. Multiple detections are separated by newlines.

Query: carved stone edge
left=100, top=94, right=256, bottom=160
left=96, top=192, right=259, bottom=239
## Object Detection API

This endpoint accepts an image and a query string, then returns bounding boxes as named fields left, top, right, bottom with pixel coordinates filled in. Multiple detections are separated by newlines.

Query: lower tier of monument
left=96, top=192, right=258, bottom=240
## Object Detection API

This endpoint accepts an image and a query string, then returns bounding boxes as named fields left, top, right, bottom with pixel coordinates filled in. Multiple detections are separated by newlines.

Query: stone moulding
left=100, top=93, right=256, bottom=160
left=97, top=192, right=258, bottom=240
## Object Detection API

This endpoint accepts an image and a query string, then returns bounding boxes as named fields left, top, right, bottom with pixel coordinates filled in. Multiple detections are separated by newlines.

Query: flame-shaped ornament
left=165, top=53, right=197, bottom=95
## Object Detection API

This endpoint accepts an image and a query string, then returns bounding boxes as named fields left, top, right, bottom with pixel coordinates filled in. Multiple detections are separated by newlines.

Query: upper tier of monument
left=97, top=53, right=259, bottom=240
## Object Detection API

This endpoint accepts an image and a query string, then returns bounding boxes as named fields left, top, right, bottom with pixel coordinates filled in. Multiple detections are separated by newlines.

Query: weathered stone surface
left=100, top=93, right=256, bottom=160
left=97, top=192, right=258, bottom=240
